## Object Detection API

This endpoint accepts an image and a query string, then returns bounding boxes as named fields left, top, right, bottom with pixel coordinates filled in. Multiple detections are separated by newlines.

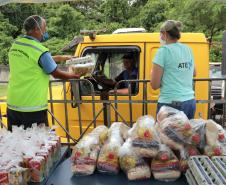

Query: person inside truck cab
left=95, top=54, right=138, bottom=95
left=110, top=54, right=138, bottom=94
left=151, top=20, right=196, bottom=119
left=7, top=15, right=82, bottom=131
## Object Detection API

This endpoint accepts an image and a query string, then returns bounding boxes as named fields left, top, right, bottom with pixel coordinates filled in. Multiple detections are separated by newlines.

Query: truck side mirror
left=222, top=30, right=226, bottom=75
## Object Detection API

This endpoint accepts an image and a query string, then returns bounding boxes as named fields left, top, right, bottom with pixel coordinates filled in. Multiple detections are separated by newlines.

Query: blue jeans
left=157, top=99, right=196, bottom=119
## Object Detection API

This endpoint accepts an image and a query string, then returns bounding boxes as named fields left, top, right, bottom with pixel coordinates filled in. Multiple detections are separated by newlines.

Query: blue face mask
left=41, top=32, right=49, bottom=42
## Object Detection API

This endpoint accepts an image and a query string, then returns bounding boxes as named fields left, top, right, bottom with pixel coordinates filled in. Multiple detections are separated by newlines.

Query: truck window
left=78, top=46, right=140, bottom=96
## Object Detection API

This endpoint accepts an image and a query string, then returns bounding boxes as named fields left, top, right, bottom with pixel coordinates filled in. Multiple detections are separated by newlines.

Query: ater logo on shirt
left=178, top=60, right=192, bottom=71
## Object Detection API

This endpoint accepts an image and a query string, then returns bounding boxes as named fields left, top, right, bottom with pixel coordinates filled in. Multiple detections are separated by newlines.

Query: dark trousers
left=7, top=108, right=48, bottom=131
left=157, top=99, right=196, bottom=119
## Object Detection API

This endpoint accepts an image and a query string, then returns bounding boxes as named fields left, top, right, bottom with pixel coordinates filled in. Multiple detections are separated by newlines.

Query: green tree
left=0, top=13, right=17, bottom=64
left=47, top=4, right=85, bottom=39
left=102, top=0, right=130, bottom=24
left=167, top=0, right=226, bottom=45
left=128, top=0, right=168, bottom=31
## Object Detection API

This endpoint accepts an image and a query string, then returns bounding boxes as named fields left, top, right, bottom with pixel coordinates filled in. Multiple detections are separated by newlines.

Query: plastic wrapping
left=130, top=115, right=160, bottom=158
left=179, top=145, right=200, bottom=172
left=205, top=119, right=226, bottom=156
left=97, top=123, right=127, bottom=174
left=158, top=111, right=192, bottom=150
left=204, top=144, right=226, bottom=156
left=0, top=124, right=60, bottom=184
left=119, top=139, right=151, bottom=180
left=206, top=119, right=226, bottom=145
left=157, top=106, right=179, bottom=123
left=67, top=56, right=95, bottom=76
left=28, top=156, right=45, bottom=182
left=151, top=144, right=181, bottom=182
left=71, top=126, right=108, bottom=176
left=189, top=119, right=206, bottom=149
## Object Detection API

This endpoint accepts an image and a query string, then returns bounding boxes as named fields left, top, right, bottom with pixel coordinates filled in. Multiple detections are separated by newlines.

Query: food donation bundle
left=0, top=124, right=61, bottom=185
left=71, top=126, right=108, bottom=176
left=97, top=122, right=129, bottom=174
left=66, top=56, right=95, bottom=76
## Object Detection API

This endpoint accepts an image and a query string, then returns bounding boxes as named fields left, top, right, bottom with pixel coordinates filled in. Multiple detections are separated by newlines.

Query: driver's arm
left=110, top=88, right=129, bottom=95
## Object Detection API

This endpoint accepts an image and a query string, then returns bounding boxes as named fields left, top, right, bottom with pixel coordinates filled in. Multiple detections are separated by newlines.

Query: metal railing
left=0, top=77, right=226, bottom=146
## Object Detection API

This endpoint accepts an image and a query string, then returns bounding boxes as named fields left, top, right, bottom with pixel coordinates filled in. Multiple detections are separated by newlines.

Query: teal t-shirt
left=153, top=42, right=195, bottom=103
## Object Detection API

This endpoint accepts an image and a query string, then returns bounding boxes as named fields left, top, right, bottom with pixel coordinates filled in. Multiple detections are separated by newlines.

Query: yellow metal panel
left=83, top=33, right=207, bottom=44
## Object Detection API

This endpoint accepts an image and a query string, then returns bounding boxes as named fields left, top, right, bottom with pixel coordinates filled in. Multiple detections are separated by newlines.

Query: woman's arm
left=150, top=63, right=163, bottom=90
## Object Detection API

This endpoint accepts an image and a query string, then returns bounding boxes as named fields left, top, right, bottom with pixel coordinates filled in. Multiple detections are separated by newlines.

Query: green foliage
left=42, top=37, right=71, bottom=55
left=102, top=0, right=130, bottom=24
left=129, top=0, right=168, bottom=31
left=0, top=13, right=17, bottom=64
left=47, top=4, right=85, bottom=39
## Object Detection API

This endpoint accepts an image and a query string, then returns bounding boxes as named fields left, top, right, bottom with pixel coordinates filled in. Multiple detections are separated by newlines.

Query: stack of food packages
left=151, top=144, right=181, bottom=181
left=71, top=126, right=108, bottom=176
left=157, top=106, right=226, bottom=173
left=0, top=124, right=61, bottom=184
left=119, top=139, right=151, bottom=180
left=97, top=122, right=129, bottom=174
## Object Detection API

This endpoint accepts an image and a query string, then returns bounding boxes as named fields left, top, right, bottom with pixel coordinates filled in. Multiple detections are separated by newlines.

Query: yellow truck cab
left=51, top=28, right=209, bottom=140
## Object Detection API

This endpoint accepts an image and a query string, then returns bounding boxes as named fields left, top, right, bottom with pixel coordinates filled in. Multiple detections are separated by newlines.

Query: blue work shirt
left=23, top=35, right=57, bottom=74
left=115, top=68, right=138, bottom=92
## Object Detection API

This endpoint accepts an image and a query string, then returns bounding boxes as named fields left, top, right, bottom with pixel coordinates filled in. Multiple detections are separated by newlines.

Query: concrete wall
left=0, top=65, right=9, bottom=81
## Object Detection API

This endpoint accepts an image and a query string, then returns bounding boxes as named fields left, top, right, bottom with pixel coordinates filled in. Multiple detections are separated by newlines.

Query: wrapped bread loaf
left=179, top=145, right=200, bottom=172
left=151, top=144, right=181, bottom=182
left=130, top=115, right=160, bottom=158
left=71, top=126, right=108, bottom=176
left=157, top=106, right=179, bottom=123
left=119, top=139, right=151, bottom=180
left=158, top=111, right=192, bottom=150
left=97, top=122, right=128, bottom=174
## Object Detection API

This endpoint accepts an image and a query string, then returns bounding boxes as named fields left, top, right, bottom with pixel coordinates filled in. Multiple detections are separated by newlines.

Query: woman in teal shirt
left=151, top=20, right=196, bottom=119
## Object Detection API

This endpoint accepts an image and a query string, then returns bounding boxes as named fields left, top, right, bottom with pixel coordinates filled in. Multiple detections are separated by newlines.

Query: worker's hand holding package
left=129, top=115, right=160, bottom=158
left=119, top=139, right=151, bottom=180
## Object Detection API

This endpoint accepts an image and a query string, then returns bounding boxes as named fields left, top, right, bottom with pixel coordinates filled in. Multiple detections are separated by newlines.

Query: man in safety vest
left=7, top=15, right=80, bottom=130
